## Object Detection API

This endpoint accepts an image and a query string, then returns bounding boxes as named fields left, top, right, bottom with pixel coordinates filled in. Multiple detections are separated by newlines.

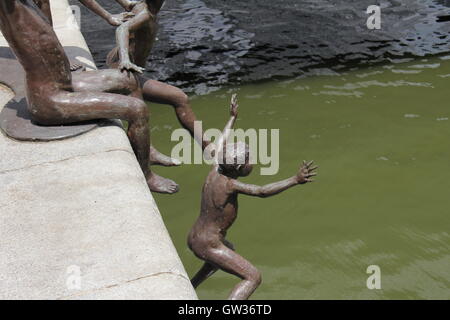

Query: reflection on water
left=150, top=55, right=450, bottom=299
left=153, top=0, right=255, bottom=93
left=436, top=0, right=450, bottom=8
left=75, top=0, right=450, bottom=94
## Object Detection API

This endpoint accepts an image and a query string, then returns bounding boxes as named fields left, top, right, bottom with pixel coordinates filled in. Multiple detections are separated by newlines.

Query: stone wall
left=0, top=0, right=197, bottom=300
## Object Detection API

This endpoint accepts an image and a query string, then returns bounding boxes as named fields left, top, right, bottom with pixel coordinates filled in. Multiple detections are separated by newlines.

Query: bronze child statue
left=107, top=0, right=209, bottom=166
left=188, top=95, right=318, bottom=300
left=0, top=0, right=178, bottom=194
left=33, top=0, right=181, bottom=166
left=32, top=0, right=135, bottom=71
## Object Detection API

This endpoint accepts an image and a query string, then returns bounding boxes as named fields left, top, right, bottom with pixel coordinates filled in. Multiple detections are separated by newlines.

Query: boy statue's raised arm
left=213, top=94, right=239, bottom=168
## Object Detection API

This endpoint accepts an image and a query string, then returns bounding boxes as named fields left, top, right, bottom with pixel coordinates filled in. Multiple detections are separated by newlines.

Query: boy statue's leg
left=141, top=78, right=209, bottom=150
left=199, top=243, right=261, bottom=300
left=150, top=145, right=181, bottom=167
left=73, top=70, right=182, bottom=168
left=191, top=238, right=236, bottom=288
left=190, top=239, right=260, bottom=300
left=191, top=262, right=218, bottom=288
left=43, top=70, right=179, bottom=194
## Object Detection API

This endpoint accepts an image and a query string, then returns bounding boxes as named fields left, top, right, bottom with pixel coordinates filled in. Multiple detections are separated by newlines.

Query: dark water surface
left=74, top=0, right=450, bottom=94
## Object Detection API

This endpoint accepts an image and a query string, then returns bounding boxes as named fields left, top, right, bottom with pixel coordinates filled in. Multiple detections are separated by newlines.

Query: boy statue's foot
left=70, top=62, right=85, bottom=72
left=150, top=146, right=181, bottom=167
left=147, top=172, right=179, bottom=194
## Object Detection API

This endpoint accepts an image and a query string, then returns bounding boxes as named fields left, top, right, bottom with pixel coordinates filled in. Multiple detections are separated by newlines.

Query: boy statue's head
left=218, top=142, right=253, bottom=177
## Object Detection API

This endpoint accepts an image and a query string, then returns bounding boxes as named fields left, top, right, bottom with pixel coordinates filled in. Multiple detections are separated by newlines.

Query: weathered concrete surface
left=0, top=0, right=197, bottom=300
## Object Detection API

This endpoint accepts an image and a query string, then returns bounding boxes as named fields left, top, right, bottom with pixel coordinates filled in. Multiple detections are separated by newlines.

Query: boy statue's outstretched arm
left=231, top=161, right=318, bottom=198
left=78, top=0, right=131, bottom=26
left=213, top=94, right=239, bottom=168
left=116, top=9, right=151, bottom=73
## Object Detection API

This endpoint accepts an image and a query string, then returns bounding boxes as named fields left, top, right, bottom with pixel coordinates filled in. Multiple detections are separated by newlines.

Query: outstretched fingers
left=303, top=161, right=318, bottom=170
left=306, top=171, right=316, bottom=180
left=300, top=160, right=318, bottom=183
left=231, top=93, right=238, bottom=106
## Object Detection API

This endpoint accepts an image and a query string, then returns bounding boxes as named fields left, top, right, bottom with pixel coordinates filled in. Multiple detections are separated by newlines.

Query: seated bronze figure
left=107, top=0, right=209, bottom=166
left=0, top=0, right=178, bottom=194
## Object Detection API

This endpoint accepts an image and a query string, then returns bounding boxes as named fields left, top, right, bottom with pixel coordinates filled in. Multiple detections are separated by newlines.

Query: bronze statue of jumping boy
left=188, top=95, right=318, bottom=300
left=107, top=0, right=209, bottom=166
left=0, top=0, right=178, bottom=194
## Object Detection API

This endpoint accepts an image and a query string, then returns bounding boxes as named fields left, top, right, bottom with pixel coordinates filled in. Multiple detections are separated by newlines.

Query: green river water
left=149, top=56, right=450, bottom=300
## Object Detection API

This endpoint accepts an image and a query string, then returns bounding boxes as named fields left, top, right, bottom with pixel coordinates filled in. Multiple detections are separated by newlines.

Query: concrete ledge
left=0, top=0, right=196, bottom=300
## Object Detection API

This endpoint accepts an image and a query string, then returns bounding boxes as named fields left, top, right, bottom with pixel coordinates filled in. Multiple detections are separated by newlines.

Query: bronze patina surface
left=0, top=0, right=178, bottom=194
left=0, top=0, right=134, bottom=141
left=0, top=46, right=101, bottom=142
left=108, top=0, right=210, bottom=167
left=188, top=95, right=318, bottom=300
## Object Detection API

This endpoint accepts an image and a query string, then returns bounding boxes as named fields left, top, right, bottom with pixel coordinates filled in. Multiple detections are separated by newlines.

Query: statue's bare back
left=0, top=1, right=71, bottom=87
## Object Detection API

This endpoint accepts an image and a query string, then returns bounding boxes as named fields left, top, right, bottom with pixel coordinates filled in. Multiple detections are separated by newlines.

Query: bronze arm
left=232, top=177, right=299, bottom=198
left=116, top=8, right=152, bottom=73
left=231, top=160, right=318, bottom=197
left=78, top=0, right=125, bottom=26
left=214, top=94, right=239, bottom=168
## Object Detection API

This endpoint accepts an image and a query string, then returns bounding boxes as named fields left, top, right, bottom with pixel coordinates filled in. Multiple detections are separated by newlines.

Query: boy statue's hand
left=119, top=60, right=145, bottom=73
left=296, top=160, right=318, bottom=184
left=230, top=94, right=238, bottom=117
left=108, top=12, right=135, bottom=26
